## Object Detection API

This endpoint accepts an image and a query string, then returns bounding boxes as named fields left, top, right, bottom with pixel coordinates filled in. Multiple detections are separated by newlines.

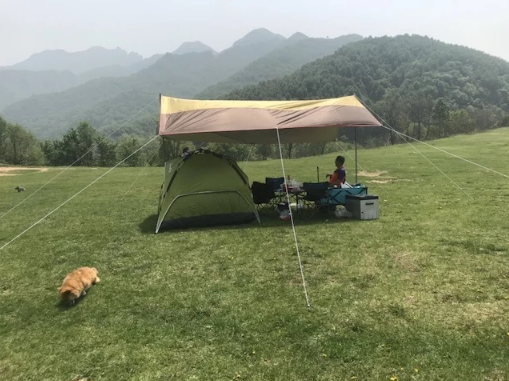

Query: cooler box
left=345, top=195, right=379, bottom=220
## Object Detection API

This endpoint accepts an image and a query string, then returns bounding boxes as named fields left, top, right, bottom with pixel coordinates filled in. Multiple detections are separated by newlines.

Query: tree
left=47, top=122, right=119, bottom=166
left=500, top=114, right=509, bottom=127
left=159, top=138, right=189, bottom=164
left=295, top=142, right=330, bottom=157
left=51, top=122, right=98, bottom=166
left=432, top=98, right=451, bottom=138
left=374, top=90, right=409, bottom=145
left=116, top=138, right=144, bottom=167
left=206, top=143, right=255, bottom=162
left=285, top=143, right=294, bottom=159
left=40, top=140, right=56, bottom=165
left=408, top=93, right=433, bottom=140
left=4, top=123, right=44, bottom=165
left=75, top=122, right=98, bottom=166
left=96, top=139, right=117, bottom=167
left=255, top=144, right=273, bottom=160
left=449, top=110, right=475, bottom=135
left=0, top=116, right=7, bottom=162
left=468, top=105, right=504, bottom=131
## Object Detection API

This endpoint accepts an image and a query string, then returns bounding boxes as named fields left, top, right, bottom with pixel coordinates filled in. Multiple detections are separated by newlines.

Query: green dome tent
left=156, top=149, right=259, bottom=232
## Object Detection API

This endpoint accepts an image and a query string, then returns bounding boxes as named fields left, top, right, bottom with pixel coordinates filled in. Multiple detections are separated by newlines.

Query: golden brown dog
left=58, top=267, right=100, bottom=304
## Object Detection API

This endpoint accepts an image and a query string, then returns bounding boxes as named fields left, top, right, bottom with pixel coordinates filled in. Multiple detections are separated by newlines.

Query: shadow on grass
left=56, top=295, right=85, bottom=311
left=140, top=210, right=368, bottom=235
left=55, top=289, right=98, bottom=311
left=438, top=238, right=508, bottom=255
left=139, top=214, right=158, bottom=234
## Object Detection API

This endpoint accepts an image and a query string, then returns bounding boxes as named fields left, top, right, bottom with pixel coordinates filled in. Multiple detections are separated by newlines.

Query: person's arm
left=329, top=169, right=345, bottom=185
left=328, top=172, right=339, bottom=184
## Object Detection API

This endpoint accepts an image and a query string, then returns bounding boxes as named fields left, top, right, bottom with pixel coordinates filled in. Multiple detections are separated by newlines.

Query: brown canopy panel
left=159, top=95, right=381, bottom=144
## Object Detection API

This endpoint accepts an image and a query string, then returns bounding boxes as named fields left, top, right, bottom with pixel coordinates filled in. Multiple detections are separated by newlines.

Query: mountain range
left=3, top=46, right=143, bottom=73
left=1, top=28, right=508, bottom=141
left=0, top=46, right=164, bottom=110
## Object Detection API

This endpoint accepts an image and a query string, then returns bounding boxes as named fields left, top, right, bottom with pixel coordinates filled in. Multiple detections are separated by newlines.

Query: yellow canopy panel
left=159, top=95, right=382, bottom=144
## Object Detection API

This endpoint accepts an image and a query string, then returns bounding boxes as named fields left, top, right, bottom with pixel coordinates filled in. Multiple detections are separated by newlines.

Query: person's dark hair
left=335, top=155, right=345, bottom=165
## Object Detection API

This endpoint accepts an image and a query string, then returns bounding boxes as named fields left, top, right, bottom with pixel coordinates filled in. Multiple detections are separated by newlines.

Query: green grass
left=1, top=128, right=509, bottom=380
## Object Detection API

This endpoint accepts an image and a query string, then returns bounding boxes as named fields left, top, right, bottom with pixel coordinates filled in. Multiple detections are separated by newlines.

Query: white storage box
left=345, top=195, right=379, bottom=220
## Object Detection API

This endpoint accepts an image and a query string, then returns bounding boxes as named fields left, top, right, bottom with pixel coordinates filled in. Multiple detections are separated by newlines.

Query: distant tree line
left=0, top=113, right=354, bottom=166
left=1, top=107, right=508, bottom=168
left=0, top=116, right=163, bottom=167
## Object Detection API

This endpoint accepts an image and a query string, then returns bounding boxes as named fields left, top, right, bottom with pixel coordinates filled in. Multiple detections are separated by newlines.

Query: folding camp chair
left=265, top=177, right=285, bottom=191
left=301, top=182, right=329, bottom=218
left=251, top=181, right=278, bottom=212
left=265, top=177, right=285, bottom=204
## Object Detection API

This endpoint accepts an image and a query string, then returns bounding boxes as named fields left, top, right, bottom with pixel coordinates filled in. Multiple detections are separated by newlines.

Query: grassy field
left=1, top=128, right=508, bottom=381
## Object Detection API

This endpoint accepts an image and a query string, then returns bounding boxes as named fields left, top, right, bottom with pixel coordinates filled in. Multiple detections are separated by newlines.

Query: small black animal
left=14, top=186, right=25, bottom=192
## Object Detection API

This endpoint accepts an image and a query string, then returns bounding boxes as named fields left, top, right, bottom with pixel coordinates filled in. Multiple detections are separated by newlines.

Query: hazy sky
left=1, top=0, right=508, bottom=66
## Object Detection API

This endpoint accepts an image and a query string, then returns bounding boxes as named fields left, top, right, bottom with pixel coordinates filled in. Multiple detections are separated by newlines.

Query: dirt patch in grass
left=393, top=252, right=420, bottom=273
left=71, top=376, right=89, bottom=381
left=0, top=167, right=48, bottom=176
left=359, top=170, right=397, bottom=184
left=358, top=170, right=387, bottom=177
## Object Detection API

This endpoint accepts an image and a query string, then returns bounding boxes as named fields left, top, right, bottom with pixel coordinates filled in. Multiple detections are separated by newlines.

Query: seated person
left=326, top=155, right=346, bottom=187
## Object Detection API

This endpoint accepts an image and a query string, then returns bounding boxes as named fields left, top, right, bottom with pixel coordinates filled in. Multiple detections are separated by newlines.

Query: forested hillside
left=225, top=34, right=509, bottom=142
left=0, top=70, right=77, bottom=110
left=196, top=34, right=363, bottom=99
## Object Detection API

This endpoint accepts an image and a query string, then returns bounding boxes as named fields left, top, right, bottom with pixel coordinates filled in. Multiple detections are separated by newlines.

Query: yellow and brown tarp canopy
left=159, top=95, right=382, bottom=144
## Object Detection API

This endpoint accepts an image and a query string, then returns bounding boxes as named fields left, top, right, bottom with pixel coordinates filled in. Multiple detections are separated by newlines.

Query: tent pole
left=355, top=128, right=358, bottom=184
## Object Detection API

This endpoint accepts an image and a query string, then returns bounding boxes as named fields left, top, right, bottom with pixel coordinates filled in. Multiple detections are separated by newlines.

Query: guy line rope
left=275, top=127, right=311, bottom=310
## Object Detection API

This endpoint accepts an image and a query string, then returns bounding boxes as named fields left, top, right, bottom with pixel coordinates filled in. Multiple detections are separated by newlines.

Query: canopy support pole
left=354, top=128, right=358, bottom=184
